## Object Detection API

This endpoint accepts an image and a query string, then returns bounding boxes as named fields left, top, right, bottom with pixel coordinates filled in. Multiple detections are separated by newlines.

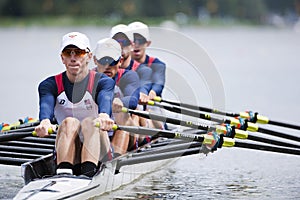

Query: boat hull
left=14, top=153, right=173, bottom=200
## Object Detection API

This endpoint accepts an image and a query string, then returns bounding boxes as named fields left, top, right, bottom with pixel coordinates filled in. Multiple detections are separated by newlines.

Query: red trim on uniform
left=116, top=69, right=125, bottom=86
left=131, top=60, right=140, bottom=71
left=55, top=73, right=64, bottom=95
left=147, top=56, right=155, bottom=67
left=87, top=70, right=96, bottom=94
left=55, top=70, right=96, bottom=95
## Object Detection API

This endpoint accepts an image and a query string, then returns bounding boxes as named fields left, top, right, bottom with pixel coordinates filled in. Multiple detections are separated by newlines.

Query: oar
left=132, top=141, right=203, bottom=158
left=149, top=100, right=223, bottom=123
left=122, top=107, right=248, bottom=139
left=0, top=140, right=54, bottom=150
left=112, top=124, right=235, bottom=148
left=153, top=97, right=300, bottom=130
left=20, top=137, right=56, bottom=145
left=122, top=108, right=300, bottom=148
left=1, top=118, right=40, bottom=132
left=0, top=127, right=55, bottom=142
left=0, top=145, right=52, bottom=155
left=0, top=157, right=32, bottom=166
left=150, top=101, right=300, bottom=143
left=118, top=125, right=300, bottom=155
left=115, top=126, right=300, bottom=172
left=0, top=151, right=44, bottom=160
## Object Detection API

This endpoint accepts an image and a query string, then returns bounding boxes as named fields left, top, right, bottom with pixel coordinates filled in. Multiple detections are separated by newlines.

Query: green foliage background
left=0, top=0, right=298, bottom=26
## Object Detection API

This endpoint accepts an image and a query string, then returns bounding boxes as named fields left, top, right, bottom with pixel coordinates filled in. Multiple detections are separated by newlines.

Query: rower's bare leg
left=128, top=114, right=140, bottom=150
left=111, top=130, right=130, bottom=155
left=112, top=112, right=131, bottom=155
left=81, top=117, right=110, bottom=177
left=81, top=117, right=100, bottom=165
left=55, top=117, right=81, bottom=166
left=99, top=129, right=111, bottom=162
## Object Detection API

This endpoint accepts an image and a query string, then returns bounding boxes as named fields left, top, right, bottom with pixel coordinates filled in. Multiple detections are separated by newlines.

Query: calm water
left=0, top=25, right=300, bottom=199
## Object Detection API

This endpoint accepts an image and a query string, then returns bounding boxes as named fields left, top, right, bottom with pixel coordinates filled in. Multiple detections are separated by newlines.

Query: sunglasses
left=62, top=48, right=88, bottom=57
left=115, top=39, right=131, bottom=47
left=97, top=56, right=120, bottom=66
left=134, top=37, right=147, bottom=45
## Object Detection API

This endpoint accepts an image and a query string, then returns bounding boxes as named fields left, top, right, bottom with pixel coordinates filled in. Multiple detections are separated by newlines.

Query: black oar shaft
left=247, top=135, right=300, bottom=149
left=152, top=101, right=223, bottom=123
left=0, top=132, right=33, bottom=142
left=3, top=121, right=40, bottom=132
left=0, top=145, right=52, bottom=155
left=156, top=98, right=238, bottom=117
left=0, top=141, right=54, bottom=149
left=20, top=137, right=56, bottom=145
left=258, top=127, right=300, bottom=142
left=125, top=108, right=210, bottom=131
left=115, top=125, right=206, bottom=143
left=133, top=142, right=202, bottom=158
left=116, top=147, right=204, bottom=172
left=155, top=97, right=300, bottom=130
left=0, top=151, right=43, bottom=159
left=268, top=120, right=300, bottom=130
left=151, top=102, right=300, bottom=143
left=0, top=157, right=31, bottom=166
left=1, top=127, right=35, bottom=134
left=234, top=141, right=300, bottom=155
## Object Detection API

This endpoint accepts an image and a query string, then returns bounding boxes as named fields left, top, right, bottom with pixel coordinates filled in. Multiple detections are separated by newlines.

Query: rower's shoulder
left=148, top=55, right=166, bottom=66
left=38, top=75, right=56, bottom=90
left=153, top=57, right=166, bottom=65
left=96, top=73, right=115, bottom=88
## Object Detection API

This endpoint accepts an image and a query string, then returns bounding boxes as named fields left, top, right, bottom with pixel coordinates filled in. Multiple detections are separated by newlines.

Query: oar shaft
left=151, top=102, right=300, bottom=143
left=123, top=108, right=210, bottom=131
left=123, top=108, right=248, bottom=139
left=114, top=125, right=206, bottom=143
left=1, top=121, right=40, bottom=132
left=247, top=135, right=300, bottom=149
left=20, top=137, right=56, bottom=145
left=234, top=141, right=300, bottom=155
left=0, top=141, right=54, bottom=149
left=0, top=151, right=43, bottom=160
left=258, top=127, right=300, bottom=142
left=0, top=128, right=55, bottom=142
left=0, top=157, right=31, bottom=166
left=268, top=120, right=300, bottom=130
left=154, top=97, right=238, bottom=117
left=133, top=141, right=202, bottom=158
left=151, top=101, right=223, bottom=123
left=116, top=146, right=206, bottom=172
left=155, top=97, right=300, bottom=130
left=0, top=145, right=52, bottom=155
left=0, top=132, right=33, bottom=142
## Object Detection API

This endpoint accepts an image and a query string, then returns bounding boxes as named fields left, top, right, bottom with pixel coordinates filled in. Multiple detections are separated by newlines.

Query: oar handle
left=32, top=128, right=55, bottom=137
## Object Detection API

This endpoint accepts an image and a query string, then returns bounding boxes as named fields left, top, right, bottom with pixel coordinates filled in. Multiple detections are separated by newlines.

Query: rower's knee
left=58, top=117, right=80, bottom=138
left=81, top=117, right=96, bottom=137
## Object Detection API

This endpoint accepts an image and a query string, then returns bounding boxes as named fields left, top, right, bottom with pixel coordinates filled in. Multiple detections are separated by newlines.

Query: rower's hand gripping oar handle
left=32, top=126, right=57, bottom=137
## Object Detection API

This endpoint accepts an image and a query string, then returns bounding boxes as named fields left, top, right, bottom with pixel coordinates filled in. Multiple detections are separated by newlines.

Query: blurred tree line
left=0, top=0, right=299, bottom=25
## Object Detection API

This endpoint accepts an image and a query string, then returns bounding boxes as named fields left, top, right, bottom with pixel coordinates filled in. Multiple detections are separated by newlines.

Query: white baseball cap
left=94, top=38, right=121, bottom=61
left=128, top=21, right=150, bottom=41
left=60, top=32, right=91, bottom=52
left=110, top=24, right=133, bottom=42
